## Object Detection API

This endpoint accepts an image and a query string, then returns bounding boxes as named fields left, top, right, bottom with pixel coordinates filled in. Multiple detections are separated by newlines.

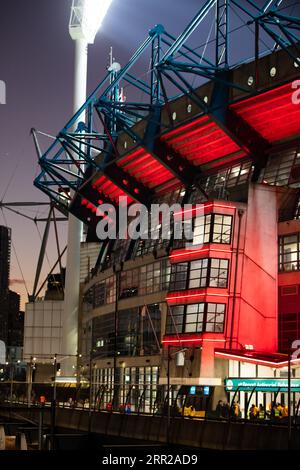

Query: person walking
left=216, top=400, right=223, bottom=418
left=249, top=403, right=258, bottom=420
left=258, top=403, right=266, bottom=421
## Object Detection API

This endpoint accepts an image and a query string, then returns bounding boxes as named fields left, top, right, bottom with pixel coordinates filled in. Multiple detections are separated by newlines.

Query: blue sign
left=203, top=386, right=210, bottom=395
left=189, top=386, right=196, bottom=395
left=225, top=377, right=300, bottom=392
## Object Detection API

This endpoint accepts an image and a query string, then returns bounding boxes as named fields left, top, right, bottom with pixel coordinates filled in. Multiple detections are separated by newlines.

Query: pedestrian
left=249, top=403, right=258, bottom=420
left=216, top=400, right=223, bottom=418
left=222, top=401, right=230, bottom=419
left=270, top=403, right=280, bottom=420
left=125, top=403, right=132, bottom=414
left=258, top=403, right=265, bottom=420
left=281, top=404, right=288, bottom=418
left=39, top=395, right=46, bottom=406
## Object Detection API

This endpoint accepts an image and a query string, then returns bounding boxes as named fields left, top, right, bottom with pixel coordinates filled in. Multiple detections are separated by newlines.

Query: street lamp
left=62, top=0, right=113, bottom=377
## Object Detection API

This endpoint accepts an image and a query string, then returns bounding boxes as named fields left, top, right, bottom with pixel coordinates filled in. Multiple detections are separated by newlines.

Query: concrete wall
left=23, top=300, right=64, bottom=362
left=32, top=408, right=300, bottom=450
left=235, top=184, right=278, bottom=351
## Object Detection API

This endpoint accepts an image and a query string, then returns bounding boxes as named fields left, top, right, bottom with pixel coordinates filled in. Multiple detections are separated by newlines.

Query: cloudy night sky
left=0, top=0, right=298, bottom=308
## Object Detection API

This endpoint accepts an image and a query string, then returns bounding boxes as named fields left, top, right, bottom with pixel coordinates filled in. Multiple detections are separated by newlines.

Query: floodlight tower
left=62, top=0, right=113, bottom=376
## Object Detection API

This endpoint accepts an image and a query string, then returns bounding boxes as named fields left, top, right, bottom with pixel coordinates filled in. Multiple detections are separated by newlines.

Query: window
left=177, top=213, right=232, bottom=246
left=193, top=214, right=211, bottom=245
left=166, top=305, right=184, bottom=335
left=185, top=303, right=204, bottom=332
left=120, top=269, right=139, bottom=298
left=205, top=303, right=225, bottom=332
left=209, top=258, right=229, bottom=287
left=169, top=258, right=229, bottom=291
left=169, top=263, right=188, bottom=291
left=279, top=312, right=300, bottom=353
left=279, top=233, right=300, bottom=271
left=94, top=282, right=106, bottom=307
left=212, top=214, right=232, bottom=243
left=140, top=262, right=161, bottom=295
left=92, top=304, right=161, bottom=358
left=189, top=259, right=209, bottom=288
left=166, top=303, right=226, bottom=334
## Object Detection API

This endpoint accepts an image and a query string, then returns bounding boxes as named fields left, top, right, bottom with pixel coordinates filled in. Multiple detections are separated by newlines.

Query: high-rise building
left=0, top=226, right=11, bottom=347
left=0, top=226, right=24, bottom=360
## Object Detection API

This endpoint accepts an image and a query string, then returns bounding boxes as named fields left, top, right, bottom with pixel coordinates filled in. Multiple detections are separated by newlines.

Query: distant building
left=0, top=226, right=24, bottom=361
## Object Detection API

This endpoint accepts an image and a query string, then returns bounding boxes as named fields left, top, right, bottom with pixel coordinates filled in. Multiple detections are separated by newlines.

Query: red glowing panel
left=214, top=349, right=300, bottom=368
left=118, top=149, right=176, bottom=189
left=166, top=289, right=229, bottom=305
left=161, top=116, right=243, bottom=166
left=92, top=175, right=132, bottom=203
left=162, top=335, right=226, bottom=346
left=169, top=246, right=232, bottom=264
left=231, top=82, right=300, bottom=143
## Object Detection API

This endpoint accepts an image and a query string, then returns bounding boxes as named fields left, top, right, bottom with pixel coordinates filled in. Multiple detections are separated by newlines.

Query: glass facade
left=279, top=233, right=300, bottom=271
left=175, top=213, right=233, bottom=247
left=92, top=365, right=160, bottom=413
left=279, top=312, right=300, bottom=353
left=92, top=304, right=161, bottom=358
left=82, top=275, right=116, bottom=314
left=166, top=303, right=226, bottom=334
left=169, top=258, right=229, bottom=291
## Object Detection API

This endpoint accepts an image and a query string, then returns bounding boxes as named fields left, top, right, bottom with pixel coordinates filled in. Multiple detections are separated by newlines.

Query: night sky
left=0, top=0, right=298, bottom=308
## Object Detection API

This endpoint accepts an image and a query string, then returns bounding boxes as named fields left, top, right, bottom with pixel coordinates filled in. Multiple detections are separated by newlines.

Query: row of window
left=166, top=303, right=226, bottom=335
left=92, top=304, right=161, bottom=358
left=169, top=258, right=229, bottom=291
left=96, top=212, right=233, bottom=271
left=279, top=233, right=300, bottom=272
left=84, top=256, right=229, bottom=311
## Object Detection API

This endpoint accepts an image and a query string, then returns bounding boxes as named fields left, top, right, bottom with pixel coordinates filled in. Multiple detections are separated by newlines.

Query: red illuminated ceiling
left=92, top=175, right=132, bottom=203
left=88, top=81, right=300, bottom=203
left=117, top=148, right=177, bottom=189
left=231, top=82, right=300, bottom=143
left=215, top=348, right=300, bottom=368
left=160, top=116, right=244, bottom=167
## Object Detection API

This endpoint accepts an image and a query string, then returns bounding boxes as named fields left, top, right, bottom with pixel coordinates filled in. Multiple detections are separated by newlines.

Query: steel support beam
left=101, top=161, right=154, bottom=207
left=210, top=74, right=270, bottom=181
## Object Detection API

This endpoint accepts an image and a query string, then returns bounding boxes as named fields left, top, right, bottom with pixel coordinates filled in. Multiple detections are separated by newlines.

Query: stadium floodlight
left=62, top=0, right=113, bottom=377
left=69, top=0, right=113, bottom=44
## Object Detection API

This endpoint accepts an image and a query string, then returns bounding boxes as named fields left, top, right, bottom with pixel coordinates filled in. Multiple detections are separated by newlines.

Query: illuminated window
left=169, top=258, right=229, bottom=291
left=279, top=233, right=300, bottom=271
left=212, top=214, right=232, bottom=243
left=166, top=303, right=226, bottom=334
left=185, top=303, right=205, bottom=332
left=205, top=303, right=225, bottom=333
left=193, top=214, right=211, bottom=245
left=191, top=213, right=232, bottom=246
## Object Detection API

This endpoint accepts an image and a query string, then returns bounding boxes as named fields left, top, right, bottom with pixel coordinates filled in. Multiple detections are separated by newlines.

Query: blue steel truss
left=34, top=0, right=300, bottom=216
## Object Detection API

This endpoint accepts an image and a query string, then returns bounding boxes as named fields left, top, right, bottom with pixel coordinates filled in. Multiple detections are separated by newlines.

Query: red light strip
left=161, top=116, right=210, bottom=139
left=162, top=338, right=226, bottom=345
left=166, top=291, right=230, bottom=302
left=173, top=202, right=235, bottom=218
left=170, top=247, right=232, bottom=261
left=214, top=351, right=300, bottom=368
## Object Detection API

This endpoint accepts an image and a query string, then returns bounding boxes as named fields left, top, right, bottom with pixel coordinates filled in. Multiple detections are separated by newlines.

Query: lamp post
left=288, top=342, right=292, bottom=449
left=62, top=0, right=113, bottom=376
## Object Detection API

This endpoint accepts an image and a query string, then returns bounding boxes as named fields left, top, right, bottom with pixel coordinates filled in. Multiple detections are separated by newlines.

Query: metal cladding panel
left=231, top=82, right=300, bottom=143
